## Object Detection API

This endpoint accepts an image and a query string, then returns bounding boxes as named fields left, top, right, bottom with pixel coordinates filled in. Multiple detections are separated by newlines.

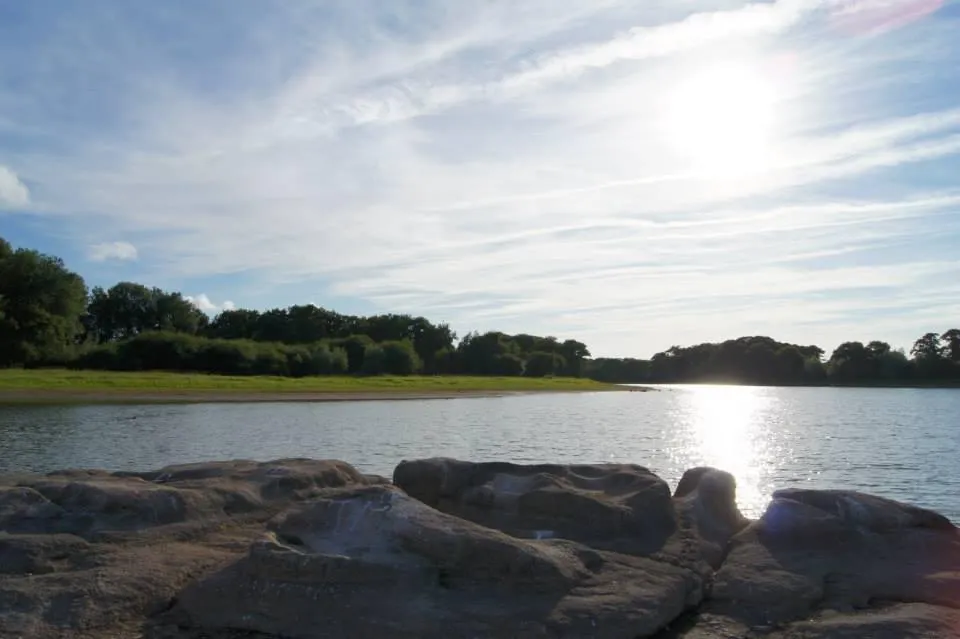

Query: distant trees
left=944, top=329, right=960, bottom=363
left=84, top=282, right=208, bottom=342
left=590, top=332, right=959, bottom=386
left=524, top=352, right=566, bottom=377
left=448, top=332, right=588, bottom=377
left=826, top=341, right=910, bottom=383
left=0, top=238, right=87, bottom=366
left=74, top=332, right=350, bottom=376
left=641, top=337, right=826, bottom=385
left=1, top=234, right=957, bottom=385
left=361, top=341, right=422, bottom=376
left=584, top=358, right=651, bottom=383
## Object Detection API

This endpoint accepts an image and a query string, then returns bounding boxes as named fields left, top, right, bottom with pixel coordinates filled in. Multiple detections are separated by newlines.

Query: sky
left=1, top=0, right=959, bottom=358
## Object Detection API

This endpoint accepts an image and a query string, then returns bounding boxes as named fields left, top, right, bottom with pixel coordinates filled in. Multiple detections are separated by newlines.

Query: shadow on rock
left=0, top=459, right=383, bottom=639
left=393, top=458, right=683, bottom=555
left=161, top=484, right=704, bottom=639
left=705, top=489, right=960, bottom=634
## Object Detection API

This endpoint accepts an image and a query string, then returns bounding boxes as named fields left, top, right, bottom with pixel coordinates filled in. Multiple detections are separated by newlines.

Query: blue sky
left=1, top=0, right=959, bottom=357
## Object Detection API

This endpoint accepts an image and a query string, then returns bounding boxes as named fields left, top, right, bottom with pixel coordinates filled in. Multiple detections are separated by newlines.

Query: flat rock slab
left=0, top=459, right=383, bottom=639
left=169, top=484, right=703, bottom=639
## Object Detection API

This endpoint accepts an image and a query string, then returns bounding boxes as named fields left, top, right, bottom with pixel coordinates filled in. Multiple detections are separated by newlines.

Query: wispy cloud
left=87, top=241, right=139, bottom=262
left=1, top=0, right=957, bottom=355
left=0, top=165, right=29, bottom=208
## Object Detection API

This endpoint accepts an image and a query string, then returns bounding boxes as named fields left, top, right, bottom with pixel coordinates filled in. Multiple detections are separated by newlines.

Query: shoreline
left=0, top=386, right=647, bottom=405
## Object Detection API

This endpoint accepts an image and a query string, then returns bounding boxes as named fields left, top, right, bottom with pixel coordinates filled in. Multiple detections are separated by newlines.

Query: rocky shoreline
left=1, top=458, right=957, bottom=638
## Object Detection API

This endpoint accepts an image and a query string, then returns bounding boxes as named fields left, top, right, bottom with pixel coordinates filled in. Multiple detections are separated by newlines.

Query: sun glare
left=661, top=61, right=780, bottom=178
left=689, top=386, right=770, bottom=516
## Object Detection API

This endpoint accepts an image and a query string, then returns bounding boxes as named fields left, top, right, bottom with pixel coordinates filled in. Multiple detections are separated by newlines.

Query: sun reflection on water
left=684, top=385, right=773, bottom=517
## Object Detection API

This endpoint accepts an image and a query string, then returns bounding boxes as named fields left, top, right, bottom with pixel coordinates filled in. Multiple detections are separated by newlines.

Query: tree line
left=0, top=237, right=589, bottom=377
left=589, top=333, right=960, bottom=385
left=1, top=235, right=957, bottom=384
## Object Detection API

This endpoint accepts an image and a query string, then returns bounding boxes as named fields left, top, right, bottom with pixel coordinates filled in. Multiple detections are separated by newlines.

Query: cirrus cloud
left=1, top=1, right=957, bottom=356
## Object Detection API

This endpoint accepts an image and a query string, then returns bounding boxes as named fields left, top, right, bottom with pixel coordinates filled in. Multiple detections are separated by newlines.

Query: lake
left=1, top=385, right=957, bottom=520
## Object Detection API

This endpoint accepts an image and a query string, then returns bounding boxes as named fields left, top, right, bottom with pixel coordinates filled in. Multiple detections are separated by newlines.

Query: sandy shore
left=0, top=387, right=648, bottom=405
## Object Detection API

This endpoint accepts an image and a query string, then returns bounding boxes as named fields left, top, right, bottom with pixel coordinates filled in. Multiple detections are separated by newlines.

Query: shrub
left=329, top=334, right=374, bottom=373
left=491, top=353, right=524, bottom=376
left=194, top=339, right=258, bottom=375
left=362, top=340, right=421, bottom=375
left=524, top=351, right=566, bottom=377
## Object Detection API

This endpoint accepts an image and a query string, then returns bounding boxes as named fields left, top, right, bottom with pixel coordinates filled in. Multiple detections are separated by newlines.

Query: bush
left=361, top=340, right=421, bottom=375
left=491, top=353, right=524, bottom=376
left=71, top=343, right=121, bottom=370
left=118, top=331, right=200, bottom=371
left=252, top=346, right=289, bottom=376
left=308, top=344, right=349, bottom=375
left=194, top=339, right=258, bottom=375
left=67, top=332, right=350, bottom=377
left=329, top=335, right=374, bottom=373
left=524, top=351, right=566, bottom=377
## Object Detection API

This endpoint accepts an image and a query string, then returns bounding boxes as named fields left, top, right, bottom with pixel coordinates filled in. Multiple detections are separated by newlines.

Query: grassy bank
left=0, top=369, right=624, bottom=404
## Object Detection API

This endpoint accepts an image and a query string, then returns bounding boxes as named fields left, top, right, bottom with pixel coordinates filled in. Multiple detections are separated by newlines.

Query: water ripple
left=0, top=386, right=958, bottom=521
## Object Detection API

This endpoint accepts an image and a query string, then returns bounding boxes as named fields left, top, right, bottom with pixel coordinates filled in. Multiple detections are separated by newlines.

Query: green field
left=0, top=369, right=619, bottom=397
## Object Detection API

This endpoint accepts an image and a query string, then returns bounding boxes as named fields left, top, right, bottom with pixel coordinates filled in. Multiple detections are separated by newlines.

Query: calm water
left=1, top=386, right=958, bottom=520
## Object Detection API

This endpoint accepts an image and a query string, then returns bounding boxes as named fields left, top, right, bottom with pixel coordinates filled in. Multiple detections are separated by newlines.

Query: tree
left=0, top=241, right=87, bottom=365
left=457, top=331, right=517, bottom=375
left=559, top=339, right=590, bottom=376
left=584, top=358, right=651, bottom=383
left=912, top=332, right=943, bottom=360
left=84, top=282, right=206, bottom=342
left=361, top=341, right=422, bottom=375
left=524, top=351, right=566, bottom=377
left=207, top=309, right=262, bottom=340
left=330, top=334, right=375, bottom=373
left=912, top=332, right=951, bottom=380
left=941, top=329, right=960, bottom=363
left=491, top=353, right=524, bottom=376
left=827, top=341, right=871, bottom=383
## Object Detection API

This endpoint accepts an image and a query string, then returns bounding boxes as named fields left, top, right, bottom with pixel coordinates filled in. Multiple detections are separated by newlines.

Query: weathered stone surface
left=708, top=489, right=960, bottom=629
left=672, top=467, right=749, bottom=569
left=0, top=458, right=378, bottom=538
left=768, top=603, right=960, bottom=638
left=170, top=484, right=701, bottom=639
left=0, top=459, right=381, bottom=639
left=3, top=457, right=958, bottom=639
left=393, top=458, right=677, bottom=554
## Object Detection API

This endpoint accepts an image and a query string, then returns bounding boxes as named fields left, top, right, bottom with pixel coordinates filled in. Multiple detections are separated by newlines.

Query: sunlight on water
left=685, top=386, right=771, bottom=517
left=2, top=387, right=958, bottom=522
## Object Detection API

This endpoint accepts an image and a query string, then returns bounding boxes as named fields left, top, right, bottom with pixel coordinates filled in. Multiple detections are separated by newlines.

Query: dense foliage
left=0, top=238, right=87, bottom=367
left=0, top=237, right=590, bottom=377
left=587, top=334, right=960, bottom=385
left=1, top=235, right=957, bottom=384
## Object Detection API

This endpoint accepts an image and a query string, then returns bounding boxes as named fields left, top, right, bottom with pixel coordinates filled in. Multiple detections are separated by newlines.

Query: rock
left=170, top=484, right=701, bottom=639
left=0, top=532, right=92, bottom=575
left=768, top=603, right=960, bottom=638
left=708, top=489, right=960, bottom=628
left=393, top=458, right=677, bottom=554
left=672, top=467, right=749, bottom=569
left=4, top=457, right=958, bottom=638
left=0, top=459, right=380, bottom=639
left=2, top=458, right=382, bottom=538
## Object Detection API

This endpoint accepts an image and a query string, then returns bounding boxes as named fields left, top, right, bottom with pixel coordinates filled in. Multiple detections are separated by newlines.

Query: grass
left=0, top=368, right=619, bottom=397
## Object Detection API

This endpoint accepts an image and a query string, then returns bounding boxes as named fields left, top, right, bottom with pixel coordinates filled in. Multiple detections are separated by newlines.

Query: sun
left=661, top=61, right=780, bottom=178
